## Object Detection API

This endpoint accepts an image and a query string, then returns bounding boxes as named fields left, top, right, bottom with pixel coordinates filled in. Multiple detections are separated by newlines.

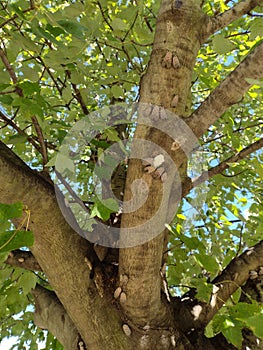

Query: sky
left=0, top=337, right=45, bottom=350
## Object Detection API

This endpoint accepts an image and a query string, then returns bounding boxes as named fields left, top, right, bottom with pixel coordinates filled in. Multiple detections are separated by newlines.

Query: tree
left=0, top=0, right=263, bottom=349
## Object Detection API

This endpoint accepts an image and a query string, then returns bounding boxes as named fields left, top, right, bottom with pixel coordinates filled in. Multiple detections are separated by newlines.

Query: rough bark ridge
left=1, top=0, right=263, bottom=349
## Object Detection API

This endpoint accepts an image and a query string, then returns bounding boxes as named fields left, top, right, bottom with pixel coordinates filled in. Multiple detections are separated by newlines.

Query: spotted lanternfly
left=144, top=165, right=156, bottom=174
left=120, top=274, right=129, bottom=286
left=79, top=341, right=85, bottom=350
left=171, top=94, right=179, bottom=108
left=152, top=166, right=165, bottom=179
left=153, top=154, right=165, bottom=168
left=171, top=141, right=180, bottom=151
left=84, top=257, right=93, bottom=271
left=159, top=107, right=167, bottom=120
left=161, top=172, right=168, bottom=182
left=142, top=157, right=154, bottom=166
left=249, top=270, right=258, bottom=279
left=161, top=51, right=173, bottom=69
left=122, top=324, right=132, bottom=337
left=120, top=292, right=127, bottom=304
left=114, top=287, right=122, bottom=299
left=171, top=335, right=176, bottom=347
left=172, top=55, right=180, bottom=69
left=151, top=105, right=160, bottom=121
left=142, top=104, right=153, bottom=119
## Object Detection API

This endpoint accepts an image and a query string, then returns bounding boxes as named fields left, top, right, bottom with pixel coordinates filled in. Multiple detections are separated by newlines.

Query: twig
left=71, top=83, right=89, bottom=115
left=0, top=48, right=49, bottom=170
left=192, top=138, right=263, bottom=188
left=31, top=116, right=48, bottom=168
left=0, top=3, right=36, bottom=29
left=0, top=110, right=41, bottom=151
left=96, top=1, right=113, bottom=31
left=122, top=10, right=139, bottom=42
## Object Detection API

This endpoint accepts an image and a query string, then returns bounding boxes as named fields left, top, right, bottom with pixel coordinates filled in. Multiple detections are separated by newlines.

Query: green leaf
left=111, top=85, right=124, bottom=99
left=0, top=202, right=23, bottom=222
left=195, top=282, right=214, bottom=302
left=19, top=272, right=37, bottom=295
left=19, top=81, right=40, bottom=96
left=212, top=35, right=235, bottom=54
left=21, top=66, right=40, bottom=81
left=0, top=230, right=34, bottom=252
left=57, top=20, right=85, bottom=39
left=62, top=86, right=73, bottom=102
left=7, top=134, right=27, bottom=145
left=56, top=155, right=75, bottom=173
left=245, top=77, right=263, bottom=87
left=195, top=254, right=219, bottom=274
left=222, top=325, right=243, bottom=349
left=62, top=3, right=85, bottom=18
left=91, top=198, right=119, bottom=220
left=250, top=18, right=263, bottom=40
left=244, top=313, right=263, bottom=338
left=111, top=18, right=128, bottom=32
left=10, top=4, right=26, bottom=20
left=180, top=234, right=204, bottom=250
left=251, top=158, right=263, bottom=178
left=104, top=128, right=120, bottom=142
left=46, top=23, right=66, bottom=37
left=205, top=321, right=215, bottom=338
left=177, top=213, right=186, bottom=220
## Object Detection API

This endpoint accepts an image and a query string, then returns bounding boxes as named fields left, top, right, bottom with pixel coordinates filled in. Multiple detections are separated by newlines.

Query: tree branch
left=0, top=48, right=23, bottom=96
left=186, top=41, right=263, bottom=138
left=31, top=284, right=81, bottom=350
left=203, top=0, right=263, bottom=39
left=192, top=137, right=263, bottom=188
left=173, top=240, right=263, bottom=332
left=0, top=140, right=132, bottom=350
left=5, top=250, right=42, bottom=271
left=0, top=110, right=41, bottom=152
left=180, top=137, right=263, bottom=200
